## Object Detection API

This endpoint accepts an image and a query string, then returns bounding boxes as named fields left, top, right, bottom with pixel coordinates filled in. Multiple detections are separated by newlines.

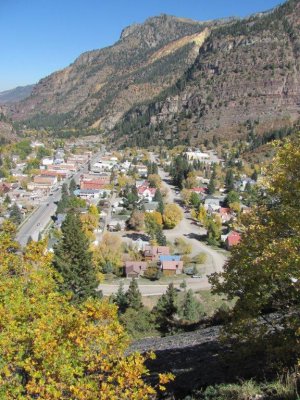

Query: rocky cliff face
left=10, top=15, right=212, bottom=131
left=114, top=0, right=300, bottom=146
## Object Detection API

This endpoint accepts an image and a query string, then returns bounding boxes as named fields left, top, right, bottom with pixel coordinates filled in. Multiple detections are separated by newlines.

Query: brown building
left=161, top=260, right=184, bottom=276
left=144, top=246, right=170, bottom=261
left=125, top=261, right=148, bottom=278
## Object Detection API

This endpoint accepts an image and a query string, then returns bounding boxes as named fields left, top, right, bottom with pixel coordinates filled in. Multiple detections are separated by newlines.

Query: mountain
left=114, top=0, right=300, bottom=147
left=9, top=0, right=300, bottom=146
left=0, top=85, right=34, bottom=105
left=11, top=15, right=219, bottom=130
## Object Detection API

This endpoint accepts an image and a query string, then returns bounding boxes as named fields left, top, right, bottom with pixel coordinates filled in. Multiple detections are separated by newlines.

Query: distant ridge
left=0, top=84, right=35, bottom=105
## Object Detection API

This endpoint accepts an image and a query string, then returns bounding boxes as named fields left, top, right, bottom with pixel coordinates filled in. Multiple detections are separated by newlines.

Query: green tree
left=206, top=216, right=222, bottom=246
left=3, top=194, right=11, bottom=204
left=69, top=178, right=77, bottom=194
left=190, top=192, right=201, bottom=209
left=53, top=211, right=100, bottom=303
left=209, top=136, right=300, bottom=359
left=181, top=289, right=203, bottom=322
left=120, top=308, right=157, bottom=339
left=225, top=190, right=240, bottom=206
left=156, top=227, right=167, bottom=246
left=126, top=278, right=143, bottom=311
left=207, top=177, right=216, bottom=195
left=9, top=203, right=22, bottom=225
left=61, top=182, right=69, bottom=196
left=225, top=169, right=235, bottom=191
left=112, top=282, right=128, bottom=314
left=153, top=188, right=164, bottom=214
left=155, top=283, right=178, bottom=334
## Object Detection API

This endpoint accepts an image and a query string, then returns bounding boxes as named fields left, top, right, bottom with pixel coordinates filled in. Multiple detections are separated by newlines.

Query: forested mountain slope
left=10, top=15, right=217, bottom=131
left=114, top=0, right=300, bottom=147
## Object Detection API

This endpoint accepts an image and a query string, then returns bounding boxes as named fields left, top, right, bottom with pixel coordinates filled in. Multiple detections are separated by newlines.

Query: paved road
left=100, top=277, right=214, bottom=296
left=16, top=149, right=104, bottom=247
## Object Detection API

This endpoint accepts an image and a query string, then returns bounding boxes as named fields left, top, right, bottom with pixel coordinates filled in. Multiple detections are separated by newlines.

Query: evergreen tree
left=251, top=170, right=258, bottom=181
left=112, top=282, right=128, bottom=314
left=154, top=189, right=164, bottom=214
left=27, top=236, right=33, bottom=245
left=10, top=203, right=22, bottom=225
left=126, top=279, right=143, bottom=310
left=69, top=178, right=77, bottom=194
left=61, top=182, right=69, bottom=196
left=4, top=194, right=11, bottom=204
left=155, top=227, right=167, bottom=246
left=155, top=283, right=178, bottom=334
left=207, top=177, right=216, bottom=195
left=53, top=211, right=101, bottom=303
left=225, top=169, right=235, bottom=191
left=181, top=289, right=202, bottom=322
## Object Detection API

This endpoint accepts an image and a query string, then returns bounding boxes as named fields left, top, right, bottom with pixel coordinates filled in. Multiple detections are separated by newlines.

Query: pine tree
left=155, top=283, right=178, bottom=334
left=155, top=227, right=167, bottom=246
left=4, top=194, right=11, bottom=204
left=153, top=189, right=164, bottom=214
left=113, top=282, right=128, bottom=314
left=53, top=211, right=101, bottom=303
left=10, top=203, right=22, bottom=225
left=27, top=236, right=33, bottom=245
left=207, top=177, right=216, bottom=195
left=181, top=289, right=201, bottom=322
left=225, top=169, right=235, bottom=191
left=61, top=182, right=69, bottom=196
left=69, top=178, right=77, bottom=194
left=126, top=279, right=143, bottom=310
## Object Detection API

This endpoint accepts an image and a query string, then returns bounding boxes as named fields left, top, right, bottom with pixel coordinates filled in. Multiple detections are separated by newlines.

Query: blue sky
left=0, top=0, right=283, bottom=91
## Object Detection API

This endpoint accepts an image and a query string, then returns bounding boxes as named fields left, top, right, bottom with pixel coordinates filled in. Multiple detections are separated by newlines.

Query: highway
left=16, top=149, right=104, bottom=247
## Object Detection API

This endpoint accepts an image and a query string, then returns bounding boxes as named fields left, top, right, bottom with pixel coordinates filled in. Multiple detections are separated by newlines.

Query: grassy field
left=142, top=289, right=234, bottom=316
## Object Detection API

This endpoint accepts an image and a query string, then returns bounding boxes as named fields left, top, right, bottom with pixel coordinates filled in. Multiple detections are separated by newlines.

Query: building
left=226, top=231, right=242, bottom=249
left=204, top=196, right=221, bottom=211
left=41, top=157, right=54, bottom=166
left=159, top=255, right=181, bottom=263
left=219, top=207, right=233, bottom=223
left=125, top=261, right=148, bottom=278
left=144, top=202, right=159, bottom=213
left=161, top=260, right=184, bottom=276
left=137, top=185, right=156, bottom=202
left=28, top=176, right=57, bottom=191
left=144, top=246, right=170, bottom=261
left=185, top=151, right=210, bottom=162
left=136, top=165, right=148, bottom=177
left=80, top=174, right=110, bottom=190
left=191, top=187, right=207, bottom=195
left=74, top=189, right=101, bottom=201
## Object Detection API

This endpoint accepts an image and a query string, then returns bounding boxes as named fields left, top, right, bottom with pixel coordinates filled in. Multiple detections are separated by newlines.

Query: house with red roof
left=226, top=231, right=242, bottom=249
left=191, top=187, right=207, bottom=194
left=137, top=185, right=156, bottom=202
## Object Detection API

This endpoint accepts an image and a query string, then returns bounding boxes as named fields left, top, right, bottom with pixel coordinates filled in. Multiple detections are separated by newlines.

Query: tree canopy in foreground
left=210, top=136, right=300, bottom=359
left=0, top=222, right=172, bottom=399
